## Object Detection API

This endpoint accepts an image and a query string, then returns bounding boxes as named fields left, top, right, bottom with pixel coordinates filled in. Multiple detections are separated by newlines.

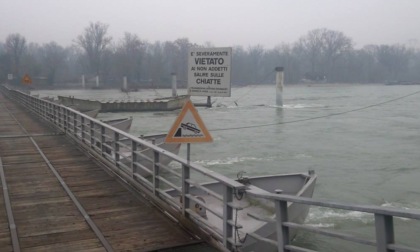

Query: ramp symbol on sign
left=165, top=100, right=212, bottom=143
left=180, top=123, right=200, bottom=134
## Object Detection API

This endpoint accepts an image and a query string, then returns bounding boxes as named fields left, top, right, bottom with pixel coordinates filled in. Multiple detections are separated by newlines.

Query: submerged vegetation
left=1, top=22, right=419, bottom=88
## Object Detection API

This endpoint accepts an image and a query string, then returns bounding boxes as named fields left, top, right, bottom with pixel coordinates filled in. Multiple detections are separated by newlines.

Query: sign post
left=188, top=47, right=232, bottom=98
left=165, top=100, right=212, bottom=211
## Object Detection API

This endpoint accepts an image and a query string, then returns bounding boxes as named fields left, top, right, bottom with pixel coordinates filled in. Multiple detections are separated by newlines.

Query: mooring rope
left=210, top=89, right=420, bottom=132
left=232, top=70, right=276, bottom=106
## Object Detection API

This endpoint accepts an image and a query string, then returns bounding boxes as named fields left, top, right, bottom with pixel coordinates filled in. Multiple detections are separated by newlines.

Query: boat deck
left=0, top=93, right=200, bottom=251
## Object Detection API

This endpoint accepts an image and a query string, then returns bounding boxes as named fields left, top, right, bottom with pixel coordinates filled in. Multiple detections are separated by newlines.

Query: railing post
left=38, top=99, right=42, bottom=117
left=32, top=97, right=35, bottom=113
left=223, top=185, right=234, bottom=250
left=375, top=214, right=395, bottom=252
left=37, top=98, right=40, bottom=115
left=34, top=98, right=37, bottom=114
left=55, top=105, right=58, bottom=125
left=275, top=200, right=290, bottom=252
left=41, top=100, right=44, bottom=119
left=131, top=140, right=137, bottom=178
left=64, top=109, right=68, bottom=133
left=41, top=100, right=46, bottom=119
left=52, top=103, right=55, bottom=123
left=43, top=101, right=47, bottom=120
left=57, top=107, right=61, bottom=129
left=182, top=144, right=191, bottom=216
left=90, top=121, right=94, bottom=148
left=72, top=111, right=77, bottom=136
left=32, top=97, right=36, bottom=113
left=52, top=104, right=56, bottom=123
left=114, top=132, right=119, bottom=167
left=39, top=99, right=42, bottom=115
left=62, top=108, right=66, bottom=130
left=81, top=117, right=85, bottom=143
left=181, top=164, right=190, bottom=216
left=37, top=99, right=40, bottom=116
left=59, top=107, right=63, bottom=128
left=47, top=103, right=51, bottom=122
left=34, top=97, right=38, bottom=114
left=67, top=109, right=71, bottom=133
left=153, top=150, right=160, bottom=197
left=51, top=104, right=54, bottom=124
left=58, top=107, right=61, bottom=129
left=101, top=125, right=105, bottom=156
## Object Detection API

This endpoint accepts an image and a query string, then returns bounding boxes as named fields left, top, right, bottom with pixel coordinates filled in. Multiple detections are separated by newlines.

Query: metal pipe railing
left=0, top=84, right=246, bottom=251
left=3, top=85, right=418, bottom=252
left=246, top=190, right=420, bottom=252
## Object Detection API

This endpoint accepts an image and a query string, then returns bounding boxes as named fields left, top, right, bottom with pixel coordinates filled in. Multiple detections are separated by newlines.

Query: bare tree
left=375, top=44, right=411, bottom=80
left=248, top=45, right=265, bottom=83
left=173, top=38, right=194, bottom=85
left=321, top=29, right=353, bottom=81
left=75, top=22, right=112, bottom=76
left=0, top=42, right=11, bottom=82
left=5, top=33, right=26, bottom=83
left=40, top=42, right=66, bottom=85
left=146, top=42, right=165, bottom=87
left=295, top=29, right=324, bottom=79
left=163, top=41, right=178, bottom=75
left=267, top=43, right=301, bottom=83
left=231, top=46, right=248, bottom=85
left=115, top=32, right=145, bottom=83
left=294, top=28, right=352, bottom=82
left=22, top=42, right=42, bottom=80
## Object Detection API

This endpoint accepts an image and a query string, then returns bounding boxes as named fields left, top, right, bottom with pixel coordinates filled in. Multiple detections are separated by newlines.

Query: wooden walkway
left=0, top=93, right=201, bottom=251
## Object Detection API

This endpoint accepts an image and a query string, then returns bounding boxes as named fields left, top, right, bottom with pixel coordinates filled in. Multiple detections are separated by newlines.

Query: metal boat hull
left=165, top=172, right=317, bottom=251
left=90, top=117, right=133, bottom=140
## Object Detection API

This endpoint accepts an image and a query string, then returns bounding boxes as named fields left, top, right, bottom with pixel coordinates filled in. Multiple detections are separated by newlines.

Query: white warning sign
left=188, top=47, right=232, bottom=97
left=165, top=100, right=212, bottom=143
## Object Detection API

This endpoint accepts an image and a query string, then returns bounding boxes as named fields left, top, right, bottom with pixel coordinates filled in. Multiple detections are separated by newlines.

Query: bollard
left=171, top=73, right=177, bottom=97
left=123, top=76, right=128, bottom=91
left=275, top=67, right=284, bottom=107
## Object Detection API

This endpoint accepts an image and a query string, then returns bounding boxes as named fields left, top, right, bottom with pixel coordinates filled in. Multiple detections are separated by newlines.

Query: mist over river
left=34, top=83, right=420, bottom=251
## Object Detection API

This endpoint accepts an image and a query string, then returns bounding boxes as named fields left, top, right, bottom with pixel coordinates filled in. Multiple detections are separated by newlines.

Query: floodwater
left=34, top=83, right=420, bottom=251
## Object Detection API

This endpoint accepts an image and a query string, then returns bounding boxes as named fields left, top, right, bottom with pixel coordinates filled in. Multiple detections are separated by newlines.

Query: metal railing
left=0, top=85, right=246, bottom=251
left=2, top=84, right=420, bottom=252
left=245, top=191, right=420, bottom=252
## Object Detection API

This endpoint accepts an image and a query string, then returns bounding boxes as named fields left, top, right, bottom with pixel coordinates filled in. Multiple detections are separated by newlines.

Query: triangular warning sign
left=165, top=100, right=213, bottom=143
left=22, top=74, right=32, bottom=84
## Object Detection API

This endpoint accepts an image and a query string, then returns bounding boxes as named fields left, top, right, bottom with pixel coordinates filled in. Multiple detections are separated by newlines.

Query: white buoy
left=82, top=75, right=85, bottom=89
left=96, top=76, right=99, bottom=88
left=171, top=73, right=177, bottom=97
left=123, top=76, right=128, bottom=90
left=275, top=67, right=284, bottom=107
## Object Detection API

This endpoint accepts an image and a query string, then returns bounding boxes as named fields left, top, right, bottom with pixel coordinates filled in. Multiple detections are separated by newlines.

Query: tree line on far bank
left=1, top=21, right=419, bottom=88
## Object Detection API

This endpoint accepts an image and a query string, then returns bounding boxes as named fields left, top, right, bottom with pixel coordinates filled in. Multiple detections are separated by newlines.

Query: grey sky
left=1, top=0, right=419, bottom=49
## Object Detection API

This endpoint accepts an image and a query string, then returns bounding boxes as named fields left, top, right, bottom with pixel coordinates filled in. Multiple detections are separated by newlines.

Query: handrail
left=0, top=84, right=246, bottom=251
left=246, top=189, right=420, bottom=252
left=246, top=191, right=420, bottom=220
left=3, top=84, right=419, bottom=252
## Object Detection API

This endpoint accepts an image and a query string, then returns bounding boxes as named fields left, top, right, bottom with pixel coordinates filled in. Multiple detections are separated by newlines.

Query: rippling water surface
left=35, top=84, right=420, bottom=251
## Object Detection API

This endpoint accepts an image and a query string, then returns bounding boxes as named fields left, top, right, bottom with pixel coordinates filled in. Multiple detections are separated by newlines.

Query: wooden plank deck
left=0, top=93, right=200, bottom=251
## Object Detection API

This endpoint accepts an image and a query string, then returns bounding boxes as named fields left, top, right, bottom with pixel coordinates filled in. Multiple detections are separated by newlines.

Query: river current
left=34, top=83, right=420, bottom=251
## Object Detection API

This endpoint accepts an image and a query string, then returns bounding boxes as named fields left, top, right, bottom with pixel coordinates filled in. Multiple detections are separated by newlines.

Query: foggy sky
left=1, top=0, right=419, bottom=49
